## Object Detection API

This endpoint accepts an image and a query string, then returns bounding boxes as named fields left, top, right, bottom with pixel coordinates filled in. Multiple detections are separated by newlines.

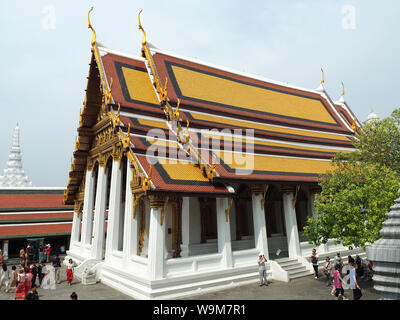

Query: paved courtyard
left=0, top=263, right=380, bottom=300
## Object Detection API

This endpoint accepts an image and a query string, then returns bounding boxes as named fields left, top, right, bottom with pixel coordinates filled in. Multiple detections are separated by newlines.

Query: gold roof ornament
left=136, top=10, right=216, bottom=180
left=341, top=81, right=345, bottom=97
left=138, top=9, right=147, bottom=46
left=320, top=68, right=325, bottom=85
left=88, top=7, right=96, bottom=46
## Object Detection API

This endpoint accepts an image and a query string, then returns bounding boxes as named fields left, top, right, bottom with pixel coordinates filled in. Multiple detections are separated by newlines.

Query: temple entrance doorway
left=264, top=185, right=288, bottom=259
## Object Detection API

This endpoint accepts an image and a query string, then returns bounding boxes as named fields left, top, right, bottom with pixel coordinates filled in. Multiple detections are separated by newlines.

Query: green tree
left=304, top=109, right=400, bottom=249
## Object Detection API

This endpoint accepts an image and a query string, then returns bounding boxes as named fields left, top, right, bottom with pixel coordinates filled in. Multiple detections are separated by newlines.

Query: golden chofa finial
left=320, top=68, right=325, bottom=85
left=88, top=7, right=96, bottom=46
left=341, top=81, right=345, bottom=97
left=138, top=9, right=147, bottom=46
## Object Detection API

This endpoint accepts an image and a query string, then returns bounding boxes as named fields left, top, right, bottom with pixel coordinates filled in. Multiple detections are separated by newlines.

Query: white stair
left=70, top=258, right=103, bottom=285
left=275, top=257, right=313, bottom=280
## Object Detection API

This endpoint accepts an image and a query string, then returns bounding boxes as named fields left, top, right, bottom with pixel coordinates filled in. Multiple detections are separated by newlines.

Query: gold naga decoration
left=138, top=10, right=216, bottom=180
left=85, top=7, right=152, bottom=193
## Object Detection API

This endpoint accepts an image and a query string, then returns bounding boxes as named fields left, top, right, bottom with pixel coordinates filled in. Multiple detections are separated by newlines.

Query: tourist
left=323, top=257, right=332, bottom=286
left=334, top=252, right=343, bottom=273
left=310, top=248, right=319, bottom=279
left=355, top=255, right=364, bottom=278
left=41, top=262, right=56, bottom=290
left=26, top=244, right=33, bottom=263
left=45, top=244, right=51, bottom=263
left=350, top=262, right=362, bottom=300
left=348, top=255, right=355, bottom=265
left=26, top=285, right=39, bottom=300
left=53, top=254, right=62, bottom=284
left=30, top=263, right=38, bottom=287
left=7, top=265, right=17, bottom=293
left=0, top=250, right=3, bottom=264
left=39, top=246, right=45, bottom=263
left=66, top=258, right=76, bottom=286
left=332, top=264, right=348, bottom=300
left=38, top=262, right=45, bottom=286
left=0, top=263, right=10, bottom=292
left=365, top=260, right=374, bottom=280
left=14, top=268, right=26, bottom=300
left=24, top=266, right=33, bottom=297
left=70, top=291, right=78, bottom=300
left=19, top=248, right=26, bottom=266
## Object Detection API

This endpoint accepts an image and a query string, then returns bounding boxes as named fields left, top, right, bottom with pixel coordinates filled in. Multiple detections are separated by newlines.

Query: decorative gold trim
left=292, top=185, right=301, bottom=208
left=160, top=196, right=169, bottom=226
left=132, top=193, right=144, bottom=219
left=260, top=184, right=269, bottom=209
left=225, top=198, right=233, bottom=222
left=74, top=200, right=84, bottom=215
left=138, top=197, right=146, bottom=256
left=250, top=184, right=264, bottom=196
left=341, top=81, right=345, bottom=97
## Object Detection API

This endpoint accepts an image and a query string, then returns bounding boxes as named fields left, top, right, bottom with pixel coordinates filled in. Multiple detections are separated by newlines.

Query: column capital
left=250, top=184, right=265, bottom=195
left=309, top=184, right=322, bottom=194
left=281, top=184, right=296, bottom=194
left=149, top=194, right=166, bottom=209
left=74, top=200, right=84, bottom=215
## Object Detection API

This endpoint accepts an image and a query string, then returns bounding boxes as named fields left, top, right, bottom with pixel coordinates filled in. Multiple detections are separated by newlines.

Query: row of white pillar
left=70, top=158, right=311, bottom=280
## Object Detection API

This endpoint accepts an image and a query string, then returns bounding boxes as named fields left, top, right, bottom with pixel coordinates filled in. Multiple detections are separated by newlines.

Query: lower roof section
left=212, top=151, right=335, bottom=183
left=0, top=222, right=72, bottom=239
left=135, top=155, right=232, bottom=196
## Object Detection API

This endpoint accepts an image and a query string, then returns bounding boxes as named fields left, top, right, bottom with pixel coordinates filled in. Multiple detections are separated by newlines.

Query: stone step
left=289, top=270, right=314, bottom=279
left=284, top=264, right=307, bottom=272
left=287, top=266, right=307, bottom=274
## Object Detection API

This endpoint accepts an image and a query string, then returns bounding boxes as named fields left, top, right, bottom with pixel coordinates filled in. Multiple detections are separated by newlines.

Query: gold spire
left=341, top=81, right=345, bottom=97
left=88, top=7, right=96, bottom=46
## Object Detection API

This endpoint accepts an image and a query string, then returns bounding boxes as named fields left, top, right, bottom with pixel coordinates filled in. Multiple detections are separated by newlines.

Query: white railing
left=232, top=248, right=258, bottom=267
left=165, top=253, right=223, bottom=277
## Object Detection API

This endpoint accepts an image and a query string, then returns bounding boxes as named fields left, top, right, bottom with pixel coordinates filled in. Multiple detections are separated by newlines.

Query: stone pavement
left=0, top=266, right=379, bottom=300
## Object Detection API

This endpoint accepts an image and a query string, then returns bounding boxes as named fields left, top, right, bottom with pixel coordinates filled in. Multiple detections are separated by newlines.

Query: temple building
left=63, top=10, right=363, bottom=299
left=0, top=124, right=73, bottom=259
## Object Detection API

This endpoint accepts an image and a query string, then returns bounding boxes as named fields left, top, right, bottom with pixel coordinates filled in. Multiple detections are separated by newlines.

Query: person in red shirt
left=45, top=245, right=51, bottom=263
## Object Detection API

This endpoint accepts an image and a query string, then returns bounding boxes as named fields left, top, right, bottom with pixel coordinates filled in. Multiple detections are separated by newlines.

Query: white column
left=105, top=160, right=122, bottom=260
left=147, top=196, right=166, bottom=280
left=80, top=169, right=95, bottom=247
left=91, top=164, right=108, bottom=260
left=70, top=210, right=82, bottom=244
left=251, top=185, right=269, bottom=259
left=123, top=162, right=138, bottom=258
left=282, top=186, right=301, bottom=257
left=216, top=197, right=233, bottom=268
left=2, top=240, right=8, bottom=260
left=181, top=197, right=190, bottom=257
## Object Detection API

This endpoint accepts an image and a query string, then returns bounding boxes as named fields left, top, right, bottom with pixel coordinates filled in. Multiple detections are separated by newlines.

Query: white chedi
left=0, top=123, right=32, bottom=187
left=367, top=108, right=379, bottom=123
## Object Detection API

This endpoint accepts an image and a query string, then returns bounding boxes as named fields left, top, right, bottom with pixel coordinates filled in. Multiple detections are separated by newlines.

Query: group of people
left=310, top=249, right=374, bottom=300
left=20, top=243, right=52, bottom=267
left=0, top=244, right=76, bottom=300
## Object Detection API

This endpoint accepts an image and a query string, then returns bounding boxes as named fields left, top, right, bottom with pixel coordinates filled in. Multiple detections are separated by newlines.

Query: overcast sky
left=0, top=0, right=399, bottom=187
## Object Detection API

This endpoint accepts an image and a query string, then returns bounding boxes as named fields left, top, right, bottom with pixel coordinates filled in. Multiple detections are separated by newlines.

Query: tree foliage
left=303, top=109, right=400, bottom=249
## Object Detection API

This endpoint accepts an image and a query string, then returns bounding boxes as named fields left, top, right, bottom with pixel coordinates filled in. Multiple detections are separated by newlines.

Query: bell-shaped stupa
left=0, top=123, right=32, bottom=187
left=366, top=186, right=400, bottom=299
